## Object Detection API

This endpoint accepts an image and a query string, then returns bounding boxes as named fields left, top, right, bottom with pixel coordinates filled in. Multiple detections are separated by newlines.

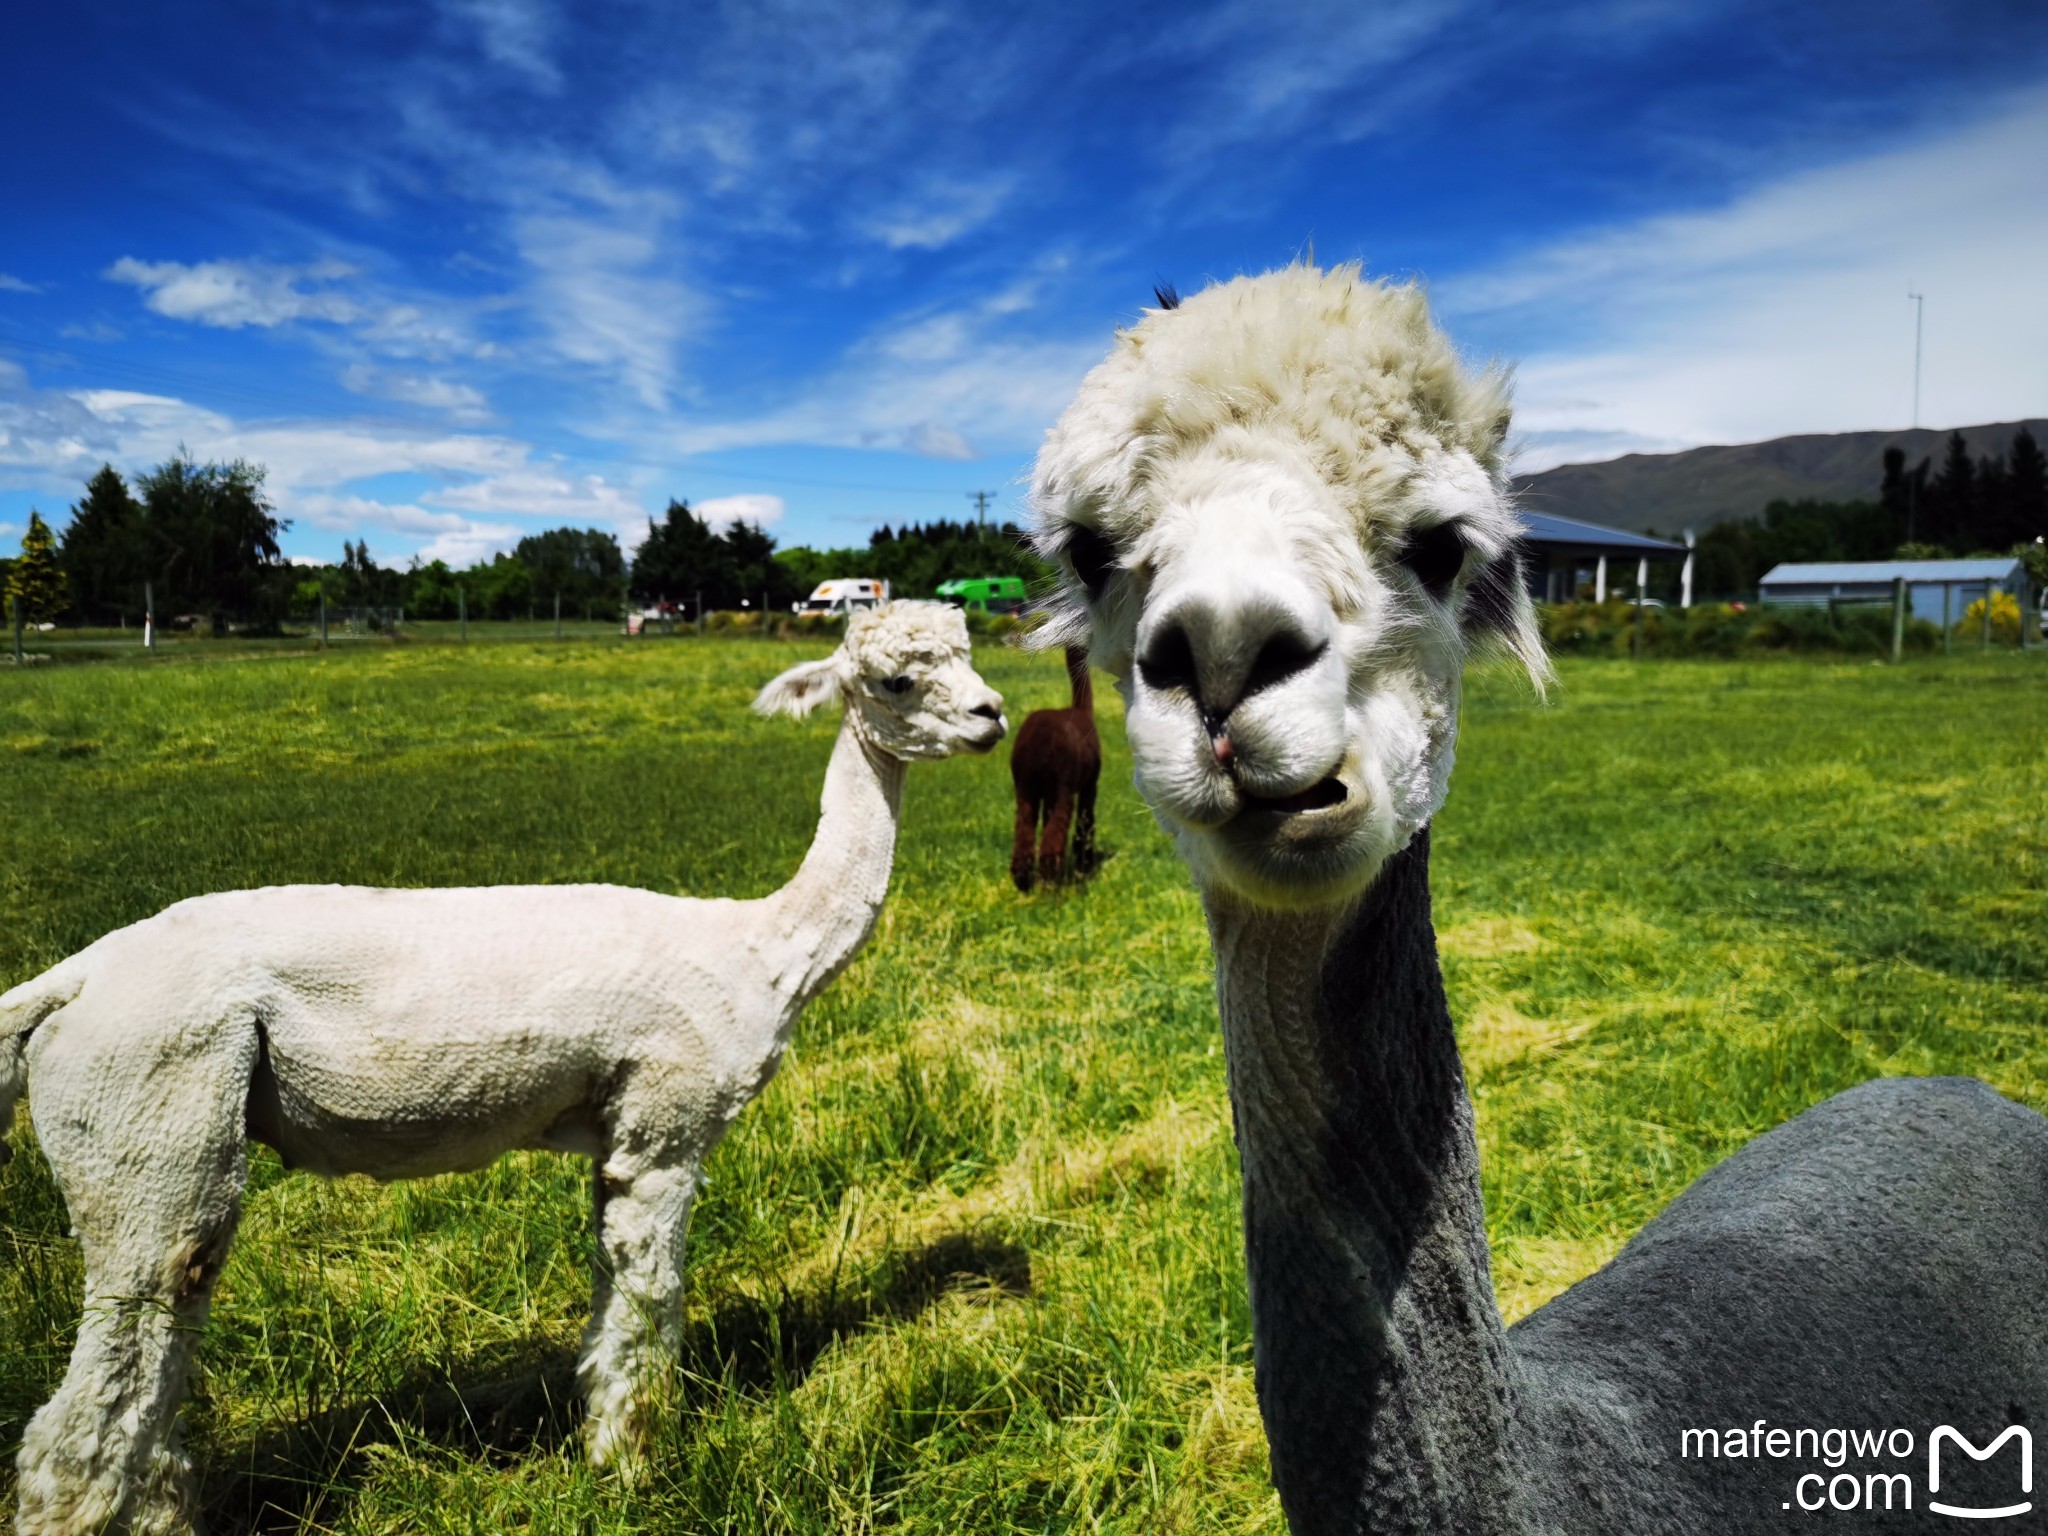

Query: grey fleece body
left=1214, top=832, right=2048, bottom=1536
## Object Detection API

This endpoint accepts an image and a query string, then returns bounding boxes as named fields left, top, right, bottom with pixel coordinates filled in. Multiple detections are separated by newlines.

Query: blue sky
left=3, top=0, right=2046, bottom=565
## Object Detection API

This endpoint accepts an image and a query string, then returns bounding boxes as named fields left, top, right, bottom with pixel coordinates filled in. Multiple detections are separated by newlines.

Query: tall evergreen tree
left=515, top=527, right=626, bottom=611
left=135, top=453, right=287, bottom=631
left=1925, top=430, right=1976, bottom=551
left=59, top=464, right=148, bottom=624
left=1974, top=451, right=2012, bottom=552
left=721, top=520, right=790, bottom=611
left=630, top=500, right=732, bottom=608
left=2001, top=428, right=2045, bottom=548
left=8, top=511, right=69, bottom=625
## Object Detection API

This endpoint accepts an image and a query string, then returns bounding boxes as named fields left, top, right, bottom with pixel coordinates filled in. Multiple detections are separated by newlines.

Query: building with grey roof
left=1757, top=557, right=2026, bottom=625
left=1515, top=511, right=1690, bottom=604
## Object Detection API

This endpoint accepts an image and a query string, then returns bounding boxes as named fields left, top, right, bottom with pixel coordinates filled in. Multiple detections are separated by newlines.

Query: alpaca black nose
left=971, top=702, right=1001, bottom=721
left=1138, top=606, right=1327, bottom=723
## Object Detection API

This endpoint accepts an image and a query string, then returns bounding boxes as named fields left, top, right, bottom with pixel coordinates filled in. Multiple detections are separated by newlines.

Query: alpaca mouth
left=1240, top=776, right=1348, bottom=815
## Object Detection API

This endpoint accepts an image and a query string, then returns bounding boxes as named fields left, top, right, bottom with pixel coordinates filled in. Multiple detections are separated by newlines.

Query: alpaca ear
left=754, top=657, right=845, bottom=719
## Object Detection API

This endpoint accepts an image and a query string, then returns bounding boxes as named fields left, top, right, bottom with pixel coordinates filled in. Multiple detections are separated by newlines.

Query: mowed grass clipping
left=2, top=635, right=2044, bottom=1533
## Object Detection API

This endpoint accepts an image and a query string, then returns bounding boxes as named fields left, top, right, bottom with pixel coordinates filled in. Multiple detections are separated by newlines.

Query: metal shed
left=1515, top=511, right=1690, bottom=604
left=1757, top=557, right=2024, bottom=625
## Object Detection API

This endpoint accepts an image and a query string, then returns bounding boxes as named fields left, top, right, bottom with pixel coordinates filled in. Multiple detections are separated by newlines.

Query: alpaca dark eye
left=1063, top=523, right=1118, bottom=600
left=882, top=675, right=913, bottom=695
left=1399, top=522, right=1468, bottom=600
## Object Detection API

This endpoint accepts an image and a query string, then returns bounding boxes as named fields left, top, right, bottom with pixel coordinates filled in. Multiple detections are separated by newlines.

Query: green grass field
left=3, top=637, right=2044, bottom=1533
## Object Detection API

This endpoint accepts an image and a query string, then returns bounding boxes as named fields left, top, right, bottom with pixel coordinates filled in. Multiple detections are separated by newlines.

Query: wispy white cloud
left=299, top=492, right=524, bottom=566
left=1150, top=0, right=1471, bottom=165
left=669, top=284, right=1097, bottom=460
left=901, top=422, right=978, bottom=461
left=860, top=176, right=1016, bottom=251
left=1445, top=89, right=2048, bottom=472
left=107, top=257, right=363, bottom=329
left=513, top=204, right=697, bottom=409
left=0, top=359, right=650, bottom=563
left=0, top=274, right=39, bottom=294
left=339, top=363, right=492, bottom=423
left=443, top=0, right=560, bottom=90
left=695, top=492, right=785, bottom=529
left=105, top=255, right=495, bottom=364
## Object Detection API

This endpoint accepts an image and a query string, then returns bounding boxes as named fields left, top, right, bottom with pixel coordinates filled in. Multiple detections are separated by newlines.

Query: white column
left=1595, top=555, right=1608, bottom=602
left=1682, top=530, right=1695, bottom=609
left=1637, top=557, right=1650, bottom=600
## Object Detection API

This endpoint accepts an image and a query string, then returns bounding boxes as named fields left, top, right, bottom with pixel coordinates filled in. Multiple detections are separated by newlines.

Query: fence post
left=319, top=590, right=329, bottom=648
left=144, top=581, right=155, bottom=652
left=1942, top=582, right=1952, bottom=656
left=10, top=596, right=21, bottom=668
left=1890, top=576, right=1905, bottom=663
left=1981, top=583, right=1993, bottom=650
left=696, top=590, right=704, bottom=638
left=554, top=592, right=562, bottom=640
left=1632, top=557, right=1647, bottom=658
left=459, top=586, right=468, bottom=642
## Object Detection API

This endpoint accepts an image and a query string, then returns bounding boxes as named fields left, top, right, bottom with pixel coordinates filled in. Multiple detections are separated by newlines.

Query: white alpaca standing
left=0, top=602, right=1005, bottom=1536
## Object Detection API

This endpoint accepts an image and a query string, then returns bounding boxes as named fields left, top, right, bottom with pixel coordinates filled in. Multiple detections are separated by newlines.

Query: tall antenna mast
left=1908, top=290, right=1924, bottom=429
left=968, top=489, right=994, bottom=528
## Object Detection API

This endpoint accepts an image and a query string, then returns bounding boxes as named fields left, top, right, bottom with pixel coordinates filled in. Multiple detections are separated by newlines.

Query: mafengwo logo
left=1930, top=1426, right=2032, bottom=1520
left=1679, top=1421, right=2033, bottom=1517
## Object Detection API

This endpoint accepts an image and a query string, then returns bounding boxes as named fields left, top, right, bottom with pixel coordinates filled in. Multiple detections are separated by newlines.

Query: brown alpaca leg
left=1040, top=789, right=1074, bottom=885
left=1011, top=794, right=1040, bottom=891
left=1073, top=777, right=1098, bottom=876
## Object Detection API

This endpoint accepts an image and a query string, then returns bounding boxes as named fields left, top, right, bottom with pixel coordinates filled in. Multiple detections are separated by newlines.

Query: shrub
left=1958, top=590, right=2024, bottom=646
left=1534, top=600, right=1939, bottom=657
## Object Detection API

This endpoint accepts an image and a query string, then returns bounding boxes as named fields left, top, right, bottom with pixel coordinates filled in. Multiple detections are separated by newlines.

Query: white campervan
left=792, top=578, right=891, bottom=616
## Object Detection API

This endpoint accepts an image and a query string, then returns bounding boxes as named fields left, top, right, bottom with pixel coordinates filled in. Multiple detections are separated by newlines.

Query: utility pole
left=1908, top=290, right=1924, bottom=429
left=968, top=489, right=994, bottom=529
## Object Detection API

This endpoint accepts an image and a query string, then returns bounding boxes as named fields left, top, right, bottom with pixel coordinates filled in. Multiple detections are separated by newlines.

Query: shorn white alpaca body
left=0, top=602, right=1004, bottom=1536
left=1031, top=265, right=2048, bottom=1534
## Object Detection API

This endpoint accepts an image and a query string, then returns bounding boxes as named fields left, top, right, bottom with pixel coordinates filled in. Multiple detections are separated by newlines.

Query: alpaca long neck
left=1206, top=831, right=1527, bottom=1536
left=1064, top=646, right=1093, bottom=713
left=763, top=714, right=906, bottom=1007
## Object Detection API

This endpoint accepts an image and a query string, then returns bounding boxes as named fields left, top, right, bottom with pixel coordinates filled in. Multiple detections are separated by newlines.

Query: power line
left=968, top=489, right=994, bottom=527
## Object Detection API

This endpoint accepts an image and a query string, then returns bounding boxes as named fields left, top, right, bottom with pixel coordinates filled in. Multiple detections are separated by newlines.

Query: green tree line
left=7, top=462, right=1048, bottom=629
left=1687, top=428, right=2048, bottom=598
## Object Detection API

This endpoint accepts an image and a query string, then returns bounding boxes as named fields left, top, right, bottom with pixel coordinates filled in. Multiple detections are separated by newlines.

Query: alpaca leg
left=1010, top=794, right=1041, bottom=892
left=15, top=1023, right=253, bottom=1536
left=1039, top=789, right=1074, bottom=885
left=1072, top=776, right=1099, bottom=876
left=579, top=1158, right=698, bottom=1466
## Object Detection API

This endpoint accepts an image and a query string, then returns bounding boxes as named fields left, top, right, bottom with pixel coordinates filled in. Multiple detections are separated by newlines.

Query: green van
left=935, top=576, right=1028, bottom=614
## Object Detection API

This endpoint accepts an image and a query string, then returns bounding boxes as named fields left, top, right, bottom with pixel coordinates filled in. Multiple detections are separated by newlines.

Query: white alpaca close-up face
left=1030, top=265, right=1547, bottom=909
left=756, top=601, right=1008, bottom=759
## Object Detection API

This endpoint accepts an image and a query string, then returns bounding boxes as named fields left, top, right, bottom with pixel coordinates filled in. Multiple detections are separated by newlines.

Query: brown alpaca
left=1009, top=646, right=1101, bottom=891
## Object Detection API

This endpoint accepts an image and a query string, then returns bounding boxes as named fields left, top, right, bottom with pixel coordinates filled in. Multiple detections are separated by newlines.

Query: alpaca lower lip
left=1240, top=776, right=1348, bottom=815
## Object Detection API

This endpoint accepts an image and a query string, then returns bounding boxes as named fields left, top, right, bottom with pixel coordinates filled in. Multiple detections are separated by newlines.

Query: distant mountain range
left=1511, top=420, right=2048, bottom=537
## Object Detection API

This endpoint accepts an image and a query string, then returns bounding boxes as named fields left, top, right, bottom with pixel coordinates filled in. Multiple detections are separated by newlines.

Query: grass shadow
left=198, top=1229, right=1031, bottom=1532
